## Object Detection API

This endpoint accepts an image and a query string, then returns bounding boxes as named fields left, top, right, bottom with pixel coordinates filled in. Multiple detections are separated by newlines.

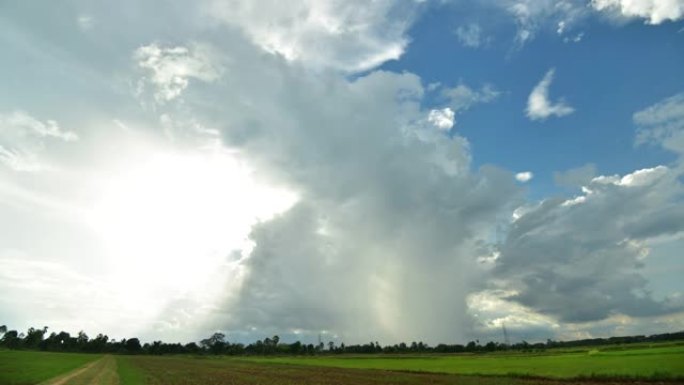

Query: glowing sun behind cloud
left=86, top=141, right=298, bottom=327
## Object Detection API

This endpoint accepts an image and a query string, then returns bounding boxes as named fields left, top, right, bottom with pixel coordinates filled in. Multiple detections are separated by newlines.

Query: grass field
left=245, top=345, right=684, bottom=380
left=119, top=354, right=683, bottom=385
left=1, top=343, right=684, bottom=384
left=0, top=350, right=100, bottom=385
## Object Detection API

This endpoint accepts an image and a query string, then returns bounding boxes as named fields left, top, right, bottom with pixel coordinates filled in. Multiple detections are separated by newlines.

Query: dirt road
left=39, top=355, right=119, bottom=385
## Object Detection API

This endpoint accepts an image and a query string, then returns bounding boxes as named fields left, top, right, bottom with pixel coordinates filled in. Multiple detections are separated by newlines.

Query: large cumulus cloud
left=487, top=93, right=684, bottom=326
left=164, top=39, right=524, bottom=343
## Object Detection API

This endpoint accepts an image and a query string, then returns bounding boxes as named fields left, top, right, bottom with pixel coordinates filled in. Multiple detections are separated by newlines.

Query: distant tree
left=290, top=341, right=302, bottom=354
left=24, top=326, right=48, bottom=349
left=0, top=325, right=6, bottom=335
left=200, top=332, right=226, bottom=355
left=328, top=341, right=334, bottom=351
left=184, top=342, right=200, bottom=354
left=0, top=330, right=20, bottom=349
left=76, top=330, right=89, bottom=350
left=88, top=334, right=109, bottom=353
left=465, top=341, right=477, bottom=351
left=125, top=338, right=142, bottom=354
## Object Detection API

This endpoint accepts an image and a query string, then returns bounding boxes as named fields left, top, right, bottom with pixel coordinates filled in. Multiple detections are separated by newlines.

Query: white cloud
left=455, top=23, right=485, bottom=48
left=135, top=43, right=223, bottom=103
left=0, top=255, right=136, bottom=339
left=526, top=68, right=575, bottom=121
left=442, top=84, right=500, bottom=111
left=0, top=111, right=77, bottom=172
left=557, top=20, right=567, bottom=34
left=77, top=15, right=95, bottom=31
left=592, top=0, right=684, bottom=24
left=428, top=108, right=455, bottom=130
left=634, top=92, right=684, bottom=155
left=515, top=171, right=534, bottom=182
left=204, top=0, right=420, bottom=72
left=504, top=0, right=588, bottom=46
left=186, top=41, right=523, bottom=343
left=493, top=165, right=684, bottom=323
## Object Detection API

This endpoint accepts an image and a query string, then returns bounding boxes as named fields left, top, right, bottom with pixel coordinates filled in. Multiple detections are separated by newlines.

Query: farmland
left=246, top=344, right=684, bottom=379
left=0, top=350, right=100, bottom=385
left=1, top=343, right=683, bottom=384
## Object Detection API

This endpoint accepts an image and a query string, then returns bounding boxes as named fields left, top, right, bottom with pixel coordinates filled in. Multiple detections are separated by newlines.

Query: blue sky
left=1, top=0, right=684, bottom=345
left=384, top=6, right=684, bottom=199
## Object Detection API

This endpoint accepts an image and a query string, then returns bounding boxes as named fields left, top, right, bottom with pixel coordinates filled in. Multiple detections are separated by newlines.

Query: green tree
left=24, top=326, right=48, bottom=349
left=0, top=330, right=20, bottom=349
left=200, top=332, right=226, bottom=355
left=125, top=338, right=142, bottom=354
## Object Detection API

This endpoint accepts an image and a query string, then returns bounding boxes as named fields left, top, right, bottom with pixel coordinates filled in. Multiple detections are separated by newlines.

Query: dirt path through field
left=39, top=355, right=119, bottom=385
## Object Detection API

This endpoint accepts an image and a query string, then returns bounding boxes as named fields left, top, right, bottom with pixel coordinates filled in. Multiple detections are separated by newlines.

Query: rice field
left=1, top=343, right=683, bottom=385
left=245, top=344, right=684, bottom=379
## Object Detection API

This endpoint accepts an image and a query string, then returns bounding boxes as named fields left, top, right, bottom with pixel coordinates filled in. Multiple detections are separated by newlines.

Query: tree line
left=0, top=324, right=682, bottom=356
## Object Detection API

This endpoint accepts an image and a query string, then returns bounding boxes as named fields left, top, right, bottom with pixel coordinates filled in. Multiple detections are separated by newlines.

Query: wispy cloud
left=0, top=111, right=77, bottom=172
left=634, top=92, right=684, bottom=155
left=135, top=43, right=223, bottom=103
left=455, top=23, right=485, bottom=48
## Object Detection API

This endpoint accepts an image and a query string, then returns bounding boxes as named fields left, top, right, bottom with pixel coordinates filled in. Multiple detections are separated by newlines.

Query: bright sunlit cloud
left=86, top=142, right=298, bottom=324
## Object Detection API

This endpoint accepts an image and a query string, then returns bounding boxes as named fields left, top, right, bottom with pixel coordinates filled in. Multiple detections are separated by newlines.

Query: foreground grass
left=0, top=350, right=100, bottom=385
left=245, top=345, right=684, bottom=380
left=116, top=356, right=146, bottom=385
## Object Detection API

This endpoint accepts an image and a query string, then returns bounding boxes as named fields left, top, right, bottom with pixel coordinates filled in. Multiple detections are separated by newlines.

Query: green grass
left=244, top=345, right=684, bottom=380
left=116, top=356, right=146, bottom=385
left=2, top=343, right=682, bottom=384
left=0, top=350, right=100, bottom=385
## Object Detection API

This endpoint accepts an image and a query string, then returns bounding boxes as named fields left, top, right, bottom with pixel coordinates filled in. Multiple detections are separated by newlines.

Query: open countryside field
left=246, top=344, right=684, bottom=380
left=117, top=354, right=684, bottom=385
left=0, top=350, right=101, bottom=385
left=1, top=343, right=684, bottom=385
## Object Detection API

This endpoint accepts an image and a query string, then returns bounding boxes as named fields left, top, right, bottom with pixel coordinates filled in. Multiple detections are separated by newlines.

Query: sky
left=0, top=0, right=683, bottom=346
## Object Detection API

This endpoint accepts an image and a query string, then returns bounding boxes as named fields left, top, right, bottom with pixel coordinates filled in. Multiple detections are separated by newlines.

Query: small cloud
left=563, top=32, right=584, bottom=43
left=505, top=1, right=588, bottom=48
left=442, top=83, right=500, bottom=112
left=134, top=43, right=223, bottom=103
left=515, top=171, right=534, bottom=182
left=455, top=23, right=485, bottom=48
left=526, top=68, right=575, bottom=121
left=77, top=15, right=94, bottom=31
left=557, top=20, right=567, bottom=35
left=428, top=108, right=455, bottom=131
